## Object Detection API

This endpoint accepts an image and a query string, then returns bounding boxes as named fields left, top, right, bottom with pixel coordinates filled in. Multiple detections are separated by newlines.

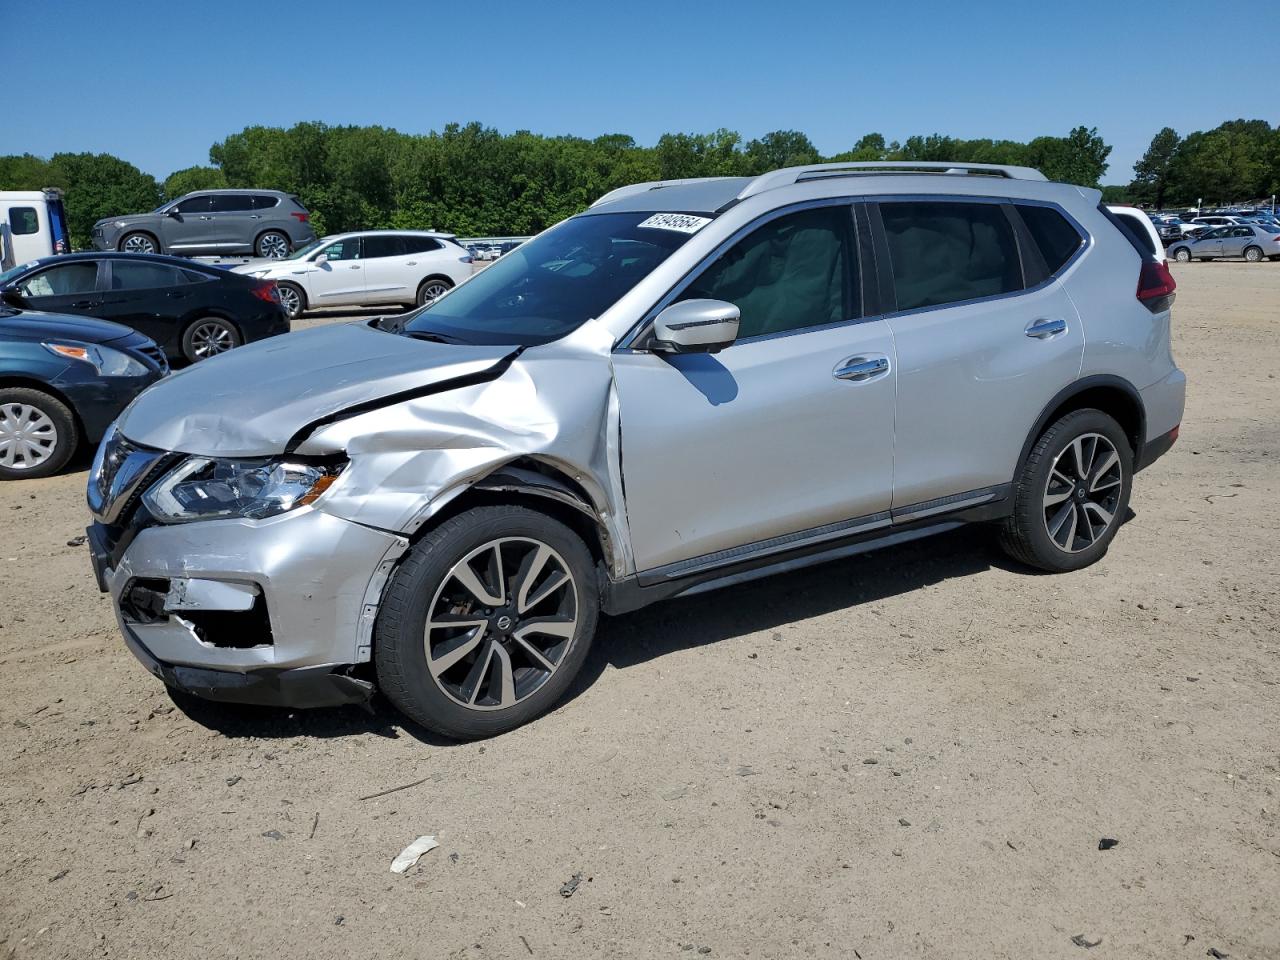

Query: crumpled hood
left=116, top=322, right=513, bottom=457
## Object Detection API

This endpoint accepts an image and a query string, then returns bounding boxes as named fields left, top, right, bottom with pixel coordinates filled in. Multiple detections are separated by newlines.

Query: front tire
left=375, top=505, right=598, bottom=739
left=256, top=231, right=291, bottom=259
left=998, top=409, right=1133, bottom=573
left=182, top=317, right=241, bottom=362
left=1244, top=245, right=1263, bottom=263
left=0, top=388, right=78, bottom=480
left=119, top=232, right=158, bottom=255
left=276, top=281, right=306, bottom=319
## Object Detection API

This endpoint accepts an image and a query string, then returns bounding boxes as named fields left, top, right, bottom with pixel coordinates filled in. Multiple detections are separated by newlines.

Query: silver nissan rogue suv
left=86, top=162, right=1185, bottom=739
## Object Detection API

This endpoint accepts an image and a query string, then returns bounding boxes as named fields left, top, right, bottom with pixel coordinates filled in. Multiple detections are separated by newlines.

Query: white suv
left=236, top=230, right=474, bottom=318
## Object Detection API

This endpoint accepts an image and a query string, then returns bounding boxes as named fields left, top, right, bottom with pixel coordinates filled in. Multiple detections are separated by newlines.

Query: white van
left=1, top=189, right=70, bottom=269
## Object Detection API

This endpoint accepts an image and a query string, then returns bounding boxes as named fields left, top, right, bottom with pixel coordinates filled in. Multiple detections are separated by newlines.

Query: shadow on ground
left=170, top=524, right=1026, bottom=744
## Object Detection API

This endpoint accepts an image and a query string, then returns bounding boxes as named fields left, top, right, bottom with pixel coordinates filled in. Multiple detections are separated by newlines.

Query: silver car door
left=613, top=202, right=896, bottom=573
left=874, top=199, right=1085, bottom=512
left=1223, top=227, right=1250, bottom=257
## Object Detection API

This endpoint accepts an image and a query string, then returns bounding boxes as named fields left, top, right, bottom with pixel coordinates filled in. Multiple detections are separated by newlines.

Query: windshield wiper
left=404, top=330, right=469, bottom=345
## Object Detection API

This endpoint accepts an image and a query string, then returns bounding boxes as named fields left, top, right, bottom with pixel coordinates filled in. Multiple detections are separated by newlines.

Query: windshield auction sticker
left=637, top=213, right=713, bottom=234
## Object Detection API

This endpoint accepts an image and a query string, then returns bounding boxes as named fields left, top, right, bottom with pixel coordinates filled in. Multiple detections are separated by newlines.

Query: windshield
left=0, top=261, right=41, bottom=286
left=401, top=212, right=705, bottom=346
left=285, top=238, right=326, bottom=261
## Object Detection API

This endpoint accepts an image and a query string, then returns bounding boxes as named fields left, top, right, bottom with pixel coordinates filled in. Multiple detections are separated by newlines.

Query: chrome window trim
left=616, top=197, right=867, bottom=352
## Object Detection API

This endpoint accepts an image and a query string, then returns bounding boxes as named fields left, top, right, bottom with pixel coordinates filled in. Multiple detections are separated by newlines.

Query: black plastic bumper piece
left=1136, top=426, right=1179, bottom=472
left=122, top=626, right=373, bottom=709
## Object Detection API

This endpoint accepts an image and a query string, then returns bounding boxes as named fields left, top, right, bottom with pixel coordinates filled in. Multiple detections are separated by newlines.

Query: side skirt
left=603, top=485, right=1011, bottom=615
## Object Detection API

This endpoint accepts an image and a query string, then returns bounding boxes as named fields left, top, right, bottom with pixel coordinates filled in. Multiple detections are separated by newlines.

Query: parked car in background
left=1, top=304, right=166, bottom=478
left=232, top=230, right=474, bottom=318
left=1107, top=205, right=1166, bottom=261
left=2, top=189, right=71, bottom=268
left=0, top=253, right=289, bottom=362
left=88, top=160, right=1183, bottom=738
left=1168, top=223, right=1280, bottom=262
left=1188, top=215, right=1251, bottom=232
left=91, top=190, right=315, bottom=260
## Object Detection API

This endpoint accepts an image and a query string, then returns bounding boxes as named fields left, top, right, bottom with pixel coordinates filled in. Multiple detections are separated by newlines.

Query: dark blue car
left=0, top=305, right=166, bottom=479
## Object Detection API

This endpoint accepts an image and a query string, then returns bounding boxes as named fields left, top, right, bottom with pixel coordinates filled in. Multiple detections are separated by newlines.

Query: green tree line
left=1129, top=119, right=1280, bottom=209
left=2, top=118, right=1270, bottom=250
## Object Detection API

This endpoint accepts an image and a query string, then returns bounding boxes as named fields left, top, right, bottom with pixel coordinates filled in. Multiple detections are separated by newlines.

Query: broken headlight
left=142, top=457, right=342, bottom=523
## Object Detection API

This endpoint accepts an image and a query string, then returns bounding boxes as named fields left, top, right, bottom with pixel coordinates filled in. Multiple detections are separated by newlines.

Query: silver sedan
left=1169, top=223, right=1280, bottom=262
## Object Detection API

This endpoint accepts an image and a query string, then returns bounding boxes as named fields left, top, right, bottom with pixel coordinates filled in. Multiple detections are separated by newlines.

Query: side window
left=110, top=262, right=188, bottom=290
left=1112, top=211, right=1157, bottom=257
left=361, top=235, right=406, bottom=259
left=8, top=207, right=39, bottom=235
left=1232, top=227, right=1253, bottom=238
left=175, top=195, right=211, bottom=214
left=251, top=195, right=280, bottom=210
left=402, top=235, right=444, bottom=254
left=880, top=201, right=1023, bottom=311
left=1017, top=204, right=1086, bottom=273
left=16, top=261, right=99, bottom=298
left=319, top=238, right=360, bottom=261
left=209, top=194, right=254, bottom=212
left=679, top=205, right=857, bottom=340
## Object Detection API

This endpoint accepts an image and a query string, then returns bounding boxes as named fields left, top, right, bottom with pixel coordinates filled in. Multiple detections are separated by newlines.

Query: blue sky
left=6, top=0, right=1277, bottom=184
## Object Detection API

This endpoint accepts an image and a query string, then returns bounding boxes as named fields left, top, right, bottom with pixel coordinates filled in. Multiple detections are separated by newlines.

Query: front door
left=614, top=203, right=896, bottom=573
left=11, top=260, right=105, bottom=317
left=303, top=236, right=366, bottom=305
left=160, top=195, right=214, bottom=252
left=1196, top=227, right=1227, bottom=259
left=872, top=199, right=1085, bottom=511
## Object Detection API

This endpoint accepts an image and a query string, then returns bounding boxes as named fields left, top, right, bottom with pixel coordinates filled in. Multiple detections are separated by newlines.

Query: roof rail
left=737, top=161, right=1048, bottom=200
left=591, top=176, right=739, bottom=208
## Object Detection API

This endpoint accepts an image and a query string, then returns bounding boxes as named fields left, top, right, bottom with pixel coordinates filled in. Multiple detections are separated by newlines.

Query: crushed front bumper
left=90, top=505, right=407, bottom=708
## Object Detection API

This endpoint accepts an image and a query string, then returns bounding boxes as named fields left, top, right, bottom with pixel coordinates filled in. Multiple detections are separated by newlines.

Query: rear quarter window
left=1017, top=204, right=1086, bottom=273
left=1111, top=211, right=1157, bottom=257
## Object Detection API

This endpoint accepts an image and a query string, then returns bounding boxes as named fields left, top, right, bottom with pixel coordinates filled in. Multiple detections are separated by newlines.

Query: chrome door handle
left=1025, top=318, right=1067, bottom=339
left=350, top=264, right=361, bottom=270
left=198, top=215, right=213, bottom=220
left=249, top=214, right=261, bottom=219
left=833, top=356, right=890, bottom=382
left=406, top=261, right=417, bottom=266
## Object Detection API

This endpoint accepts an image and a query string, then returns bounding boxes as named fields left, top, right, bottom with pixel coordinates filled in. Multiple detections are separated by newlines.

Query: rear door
left=359, top=234, right=414, bottom=303
left=100, top=259, right=199, bottom=345
left=207, top=194, right=256, bottom=250
left=1222, top=226, right=1251, bottom=258
left=11, top=260, right=105, bottom=316
left=871, top=198, right=1085, bottom=514
left=614, top=202, right=897, bottom=572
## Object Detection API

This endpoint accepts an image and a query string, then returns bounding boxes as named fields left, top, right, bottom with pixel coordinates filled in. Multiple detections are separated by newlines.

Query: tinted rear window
left=1111, top=211, right=1157, bottom=257
left=362, top=235, right=406, bottom=259
left=251, top=195, right=280, bottom=209
left=1017, top=205, right=1086, bottom=273
left=880, top=201, right=1022, bottom=311
left=110, top=261, right=190, bottom=289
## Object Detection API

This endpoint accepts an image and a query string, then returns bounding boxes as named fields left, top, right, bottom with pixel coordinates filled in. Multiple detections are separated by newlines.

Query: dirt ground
left=1, top=261, right=1277, bottom=960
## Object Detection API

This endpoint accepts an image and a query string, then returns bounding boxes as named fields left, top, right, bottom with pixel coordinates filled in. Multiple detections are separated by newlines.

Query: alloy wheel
left=258, top=233, right=290, bottom=259
left=278, top=285, right=302, bottom=317
left=189, top=321, right=235, bottom=358
left=1245, top=246, right=1262, bottom=262
left=122, top=234, right=156, bottom=254
left=0, top=403, right=58, bottom=470
left=1041, top=432, right=1123, bottom=553
left=419, top=281, right=451, bottom=305
left=424, top=537, right=578, bottom=711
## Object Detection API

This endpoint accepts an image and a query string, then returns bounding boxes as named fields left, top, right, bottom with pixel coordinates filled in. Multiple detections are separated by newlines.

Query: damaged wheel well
left=408, top=458, right=613, bottom=584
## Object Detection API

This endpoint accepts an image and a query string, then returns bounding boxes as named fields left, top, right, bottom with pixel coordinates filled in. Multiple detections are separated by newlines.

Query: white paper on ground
left=390, top=835, right=439, bottom=874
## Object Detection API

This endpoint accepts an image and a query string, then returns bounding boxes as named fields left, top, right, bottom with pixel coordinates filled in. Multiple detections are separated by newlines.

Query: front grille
left=135, top=343, right=169, bottom=373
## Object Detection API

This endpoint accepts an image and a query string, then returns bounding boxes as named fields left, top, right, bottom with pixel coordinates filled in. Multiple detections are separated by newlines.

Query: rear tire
left=1244, top=245, right=1263, bottom=263
left=0, top=388, right=78, bottom=480
left=256, top=231, right=291, bottom=259
left=375, top=505, right=598, bottom=739
left=998, top=409, right=1132, bottom=573
left=119, top=232, right=159, bottom=255
left=182, top=317, right=241, bottom=362
left=416, top=277, right=453, bottom=306
left=1173, top=247, right=1191, bottom=262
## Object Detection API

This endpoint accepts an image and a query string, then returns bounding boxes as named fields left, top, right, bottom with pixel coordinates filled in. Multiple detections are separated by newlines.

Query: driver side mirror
left=166, top=208, right=182, bottom=218
left=650, top=299, right=740, bottom=355
left=0, top=286, right=22, bottom=307
left=314, top=253, right=329, bottom=265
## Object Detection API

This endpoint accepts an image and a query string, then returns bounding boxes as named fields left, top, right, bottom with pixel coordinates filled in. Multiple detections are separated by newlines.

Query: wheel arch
left=1016, top=375, right=1146, bottom=479
left=0, top=376, right=86, bottom=447
left=276, top=279, right=308, bottom=310
left=417, top=274, right=455, bottom=295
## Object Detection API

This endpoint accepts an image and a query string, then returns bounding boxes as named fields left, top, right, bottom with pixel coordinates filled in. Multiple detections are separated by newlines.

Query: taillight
left=1137, top=260, right=1176, bottom=313
left=290, top=212, right=309, bottom=222
left=251, top=280, right=281, bottom=304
